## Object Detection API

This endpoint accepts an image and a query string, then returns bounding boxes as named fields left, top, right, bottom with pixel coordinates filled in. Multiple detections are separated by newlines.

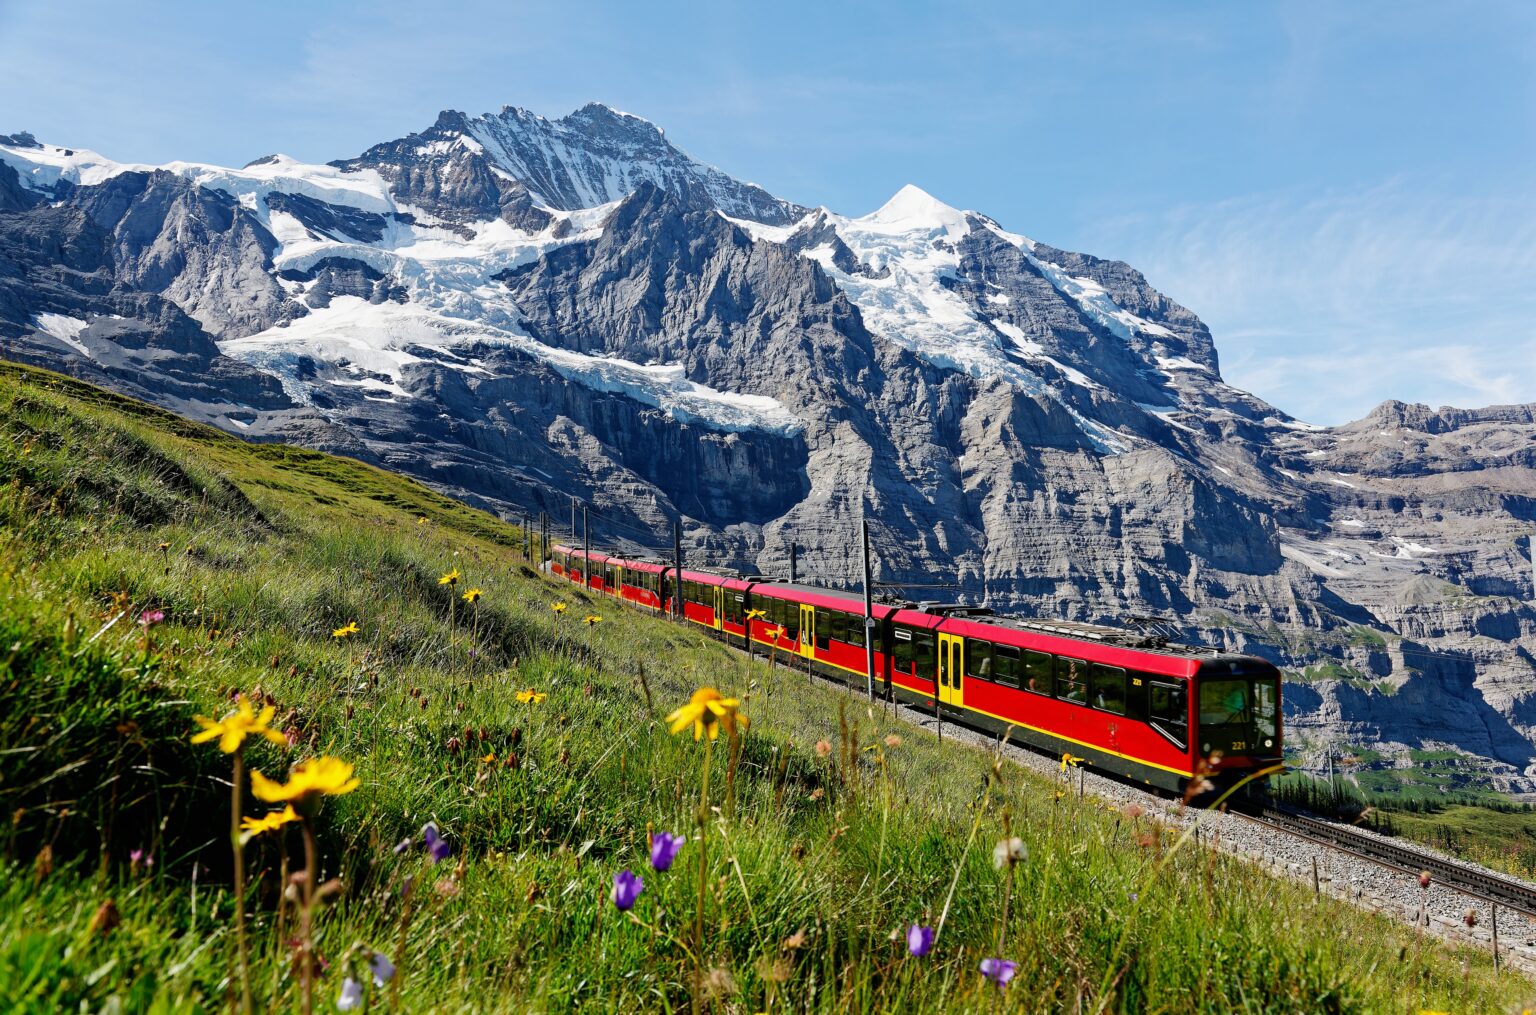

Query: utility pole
left=521, top=514, right=529, bottom=561
left=582, top=505, right=591, bottom=590
left=673, top=521, right=683, bottom=621
left=789, top=542, right=798, bottom=583
left=539, top=512, right=547, bottom=567
left=862, top=519, right=875, bottom=702
left=570, top=498, right=577, bottom=544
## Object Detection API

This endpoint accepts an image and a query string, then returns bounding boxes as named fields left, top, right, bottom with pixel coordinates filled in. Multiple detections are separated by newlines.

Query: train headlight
left=1202, top=743, right=1211, bottom=753
left=1264, top=738, right=1273, bottom=748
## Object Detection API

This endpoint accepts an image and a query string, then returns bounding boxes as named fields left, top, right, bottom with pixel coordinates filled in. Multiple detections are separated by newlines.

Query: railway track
left=1248, top=805, right=1536, bottom=918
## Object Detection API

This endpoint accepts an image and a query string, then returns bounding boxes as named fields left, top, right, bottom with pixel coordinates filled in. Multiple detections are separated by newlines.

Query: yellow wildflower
left=480, top=751, right=496, bottom=764
left=332, top=621, right=360, bottom=639
left=250, top=756, right=360, bottom=808
left=551, top=602, right=567, bottom=615
left=438, top=568, right=460, bottom=586
left=1060, top=752, right=1083, bottom=773
left=583, top=614, right=602, bottom=626
left=665, top=687, right=748, bottom=741
left=417, top=516, right=428, bottom=525
left=191, top=695, right=287, bottom=754
left=745, top=609, right=766, bottom=621
left=462, top=588, right=483, bottom=604
left=515, top=689, right=547, bottom=704
left=240, top=804, right=299, bottom=840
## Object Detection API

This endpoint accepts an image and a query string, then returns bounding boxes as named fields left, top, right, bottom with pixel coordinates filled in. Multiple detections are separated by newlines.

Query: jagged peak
left=564, top=102, right=662, bottom=134
left=477, top=102, right=664, bottom=140
left=861, top=184, right=971, bottom=235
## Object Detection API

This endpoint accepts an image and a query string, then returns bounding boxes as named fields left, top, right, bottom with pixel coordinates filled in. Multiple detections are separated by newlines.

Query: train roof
left=750, top=581, right=904, bottom=618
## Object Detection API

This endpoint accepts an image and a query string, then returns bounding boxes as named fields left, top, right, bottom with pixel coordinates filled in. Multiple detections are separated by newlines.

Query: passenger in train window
left=1059, top=658, right=1088, bottom=703
left=1023, top=650, right=1053, bottom=695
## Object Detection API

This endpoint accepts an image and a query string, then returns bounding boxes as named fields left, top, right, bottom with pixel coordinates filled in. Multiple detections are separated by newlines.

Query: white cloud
left=1081, top=179, right=1536, bottom=423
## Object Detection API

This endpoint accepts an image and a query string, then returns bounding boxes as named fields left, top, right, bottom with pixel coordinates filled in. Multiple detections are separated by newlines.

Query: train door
left=711, top=586, right=725, bottom=631
left=937, top=632, right=964, bottom=709
left=799, top=605, right=815, bottom=659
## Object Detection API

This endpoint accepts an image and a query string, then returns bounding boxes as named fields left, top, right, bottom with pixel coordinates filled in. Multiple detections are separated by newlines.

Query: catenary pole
left=673, top=520, right=683, bottom=620
left=789, top=542, right=797, bottom=583
left=862, top=519, right=875, bottom=701
left=582, top=505, right=591, bottom=590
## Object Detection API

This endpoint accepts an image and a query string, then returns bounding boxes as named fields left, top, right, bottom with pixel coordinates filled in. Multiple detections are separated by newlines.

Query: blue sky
left=1, top=0, right=1532, bottom=423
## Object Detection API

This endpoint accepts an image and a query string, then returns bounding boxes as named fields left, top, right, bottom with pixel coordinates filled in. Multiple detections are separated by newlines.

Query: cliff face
left=2, top=111, right=1533, bottom=790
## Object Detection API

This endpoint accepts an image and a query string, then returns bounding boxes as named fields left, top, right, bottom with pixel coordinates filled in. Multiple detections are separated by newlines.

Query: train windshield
left=1197, top=676, right=1279, bottom=755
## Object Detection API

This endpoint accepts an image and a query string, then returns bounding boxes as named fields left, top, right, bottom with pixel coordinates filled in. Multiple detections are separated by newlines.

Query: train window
left=965, top=639, right=994, bottom=680
left=912, top=631, right=937, bottom=680
left=829, top=611, right=846, bottom=644
left=892, top=627, right=914, bottom=674
left=1058, top=657, right=1088, bottom=704
left=1149, top=682, right=1188, bottom=748
left=1022, top=650, right=1053, bottom=695
left=1091, top=664, right=1126, bottom=715
left=815, top=608, right=831, bottom=650
left=846, top=611, right=865, bottom=648
left=993, top=645, right=1020, bottom=686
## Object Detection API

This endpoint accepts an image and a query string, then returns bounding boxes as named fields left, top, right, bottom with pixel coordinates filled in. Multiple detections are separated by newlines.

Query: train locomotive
left=548, top=544, right=1282, bottom=796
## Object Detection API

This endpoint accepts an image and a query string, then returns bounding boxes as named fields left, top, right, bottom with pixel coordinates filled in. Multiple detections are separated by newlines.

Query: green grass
left=1389, top=806, right=1536, bottom=881
left=0, top=359, right=1526, bottom=1013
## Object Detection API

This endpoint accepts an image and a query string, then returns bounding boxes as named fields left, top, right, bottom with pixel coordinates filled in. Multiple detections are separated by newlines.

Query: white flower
left=992, top=837, right=1028, bottom=870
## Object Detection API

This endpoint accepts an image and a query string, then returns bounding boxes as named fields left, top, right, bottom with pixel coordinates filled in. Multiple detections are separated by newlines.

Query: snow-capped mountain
left=1, top=108, right=1533, bottom=789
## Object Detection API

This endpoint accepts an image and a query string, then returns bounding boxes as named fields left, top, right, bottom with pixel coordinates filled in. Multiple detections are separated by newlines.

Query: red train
left=548, top=544, right=1282, bottom=795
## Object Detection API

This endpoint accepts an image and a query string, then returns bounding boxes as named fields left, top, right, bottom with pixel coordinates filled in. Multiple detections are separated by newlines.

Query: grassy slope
left=1391, top=806, right=1536, bottom=882
left=0, top=360, right=1523, bottom=1013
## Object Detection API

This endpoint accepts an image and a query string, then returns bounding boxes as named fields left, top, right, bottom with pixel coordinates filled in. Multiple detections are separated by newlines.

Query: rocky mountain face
left=2, top=109, right=1533, bottom=792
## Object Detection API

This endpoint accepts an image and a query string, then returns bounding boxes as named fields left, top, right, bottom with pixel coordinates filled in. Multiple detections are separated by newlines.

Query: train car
left=550, top=545, right=622, bottom=596
left=912, top=612, right=1281, bottom=793
left=810, top=601, right=1280, bottom=796
left=604, top=554, right=668, bottom=613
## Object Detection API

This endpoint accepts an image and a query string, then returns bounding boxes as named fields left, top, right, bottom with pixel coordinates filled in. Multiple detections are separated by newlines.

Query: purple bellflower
left=610, top=869, right=644, bottom=910
left=980, top=958, right=1017, bottom=988
left=650, top=831, right=684, bottom=872
left=421, top=822, right=450, bottom=864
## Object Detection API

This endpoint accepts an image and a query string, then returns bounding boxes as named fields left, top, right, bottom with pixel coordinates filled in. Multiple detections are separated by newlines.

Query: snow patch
left=220, top=297, right=803, bottom=436
left=32, top=312, right=91, bottom=356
